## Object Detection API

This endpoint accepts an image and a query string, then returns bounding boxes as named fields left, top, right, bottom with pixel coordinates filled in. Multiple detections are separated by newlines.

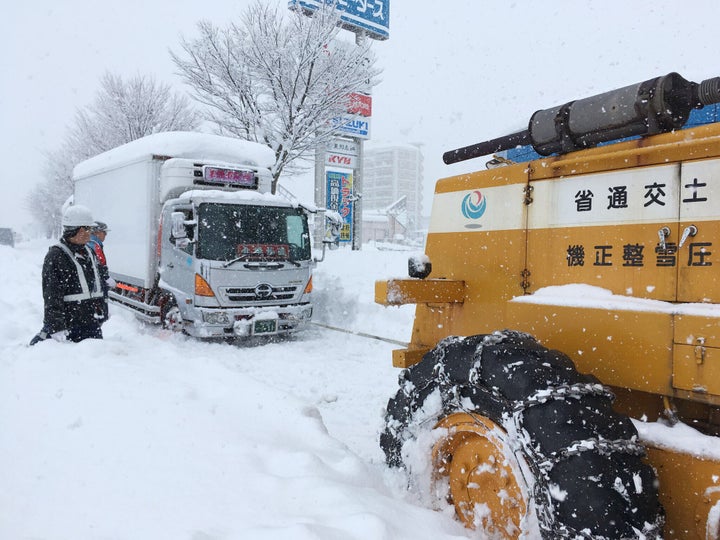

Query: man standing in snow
left=29, top=205, right=106, bottom=345
left=87, top=221, right=115, bottom=323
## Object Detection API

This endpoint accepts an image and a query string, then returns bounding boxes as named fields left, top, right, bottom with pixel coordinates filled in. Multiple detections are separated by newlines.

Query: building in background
left=361, top=144, right=424, bottom=244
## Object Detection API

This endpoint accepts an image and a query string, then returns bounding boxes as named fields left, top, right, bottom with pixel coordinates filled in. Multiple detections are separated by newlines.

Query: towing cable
left=311, top=321, right=409, bottom=347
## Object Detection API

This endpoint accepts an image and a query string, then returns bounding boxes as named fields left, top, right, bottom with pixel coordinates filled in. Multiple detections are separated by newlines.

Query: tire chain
left=385, top=332, right=663, bottom=539
left=442, top=367, right=656, bottom=539
left=538, top=437, right=646, bottom=472
left=448, top=385, right=659, bottom=540
left=513, top=382, right=616, bottom=413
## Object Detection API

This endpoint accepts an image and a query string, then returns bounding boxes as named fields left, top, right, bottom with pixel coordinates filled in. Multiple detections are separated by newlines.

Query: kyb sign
left=325, top=152, right=356, bottom=168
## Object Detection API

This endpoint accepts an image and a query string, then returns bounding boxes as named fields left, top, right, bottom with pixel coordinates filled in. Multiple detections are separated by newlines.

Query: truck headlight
left=204, top=311, right=230, bottom=324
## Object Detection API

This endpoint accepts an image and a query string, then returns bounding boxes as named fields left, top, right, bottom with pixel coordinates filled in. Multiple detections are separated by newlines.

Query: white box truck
left=73, top=131, right=322, bottom=339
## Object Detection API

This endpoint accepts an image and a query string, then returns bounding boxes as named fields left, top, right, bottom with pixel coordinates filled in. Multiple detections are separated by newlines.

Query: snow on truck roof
left=175, top=189, right=297, bottom=207
left=73, top=132, right=275, bottom=178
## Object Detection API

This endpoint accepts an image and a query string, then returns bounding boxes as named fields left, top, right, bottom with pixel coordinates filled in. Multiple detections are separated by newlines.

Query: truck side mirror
left=324, top=213, right=342, bottom=250
left=313, top=211, right=342, bottom=262
left=170, top=211, right=189, bottom=249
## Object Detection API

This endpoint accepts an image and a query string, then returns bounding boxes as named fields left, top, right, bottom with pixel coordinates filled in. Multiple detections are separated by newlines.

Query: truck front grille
left=225, top=285, right=298, bottom=302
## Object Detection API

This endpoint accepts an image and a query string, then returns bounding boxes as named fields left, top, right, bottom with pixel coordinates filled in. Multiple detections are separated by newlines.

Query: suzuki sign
left=332, top=114, right=371, bottom=139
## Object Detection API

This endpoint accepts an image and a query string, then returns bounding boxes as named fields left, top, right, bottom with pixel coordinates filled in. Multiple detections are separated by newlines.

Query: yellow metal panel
left=408, top=303, right=467, bottom=352
left=425, top=230, right=527, bottom=303
left=675, top=314, right=720, bottom=349
left=403, top=230, right=527, bottom=348
left=391, top=348, right=430, bottom=369
left=673, top=345, right=720, bottom=396
left=374, top=279, right=465, bottom=306
left=527, top=225, right=678, bottom=301
left=506, top=302, right=674, bottom=394
left=677, top=221, right=720, bottom=303
left=434, top=161, right=528, bottom=194
left=645, top=445, right=720, bottom=539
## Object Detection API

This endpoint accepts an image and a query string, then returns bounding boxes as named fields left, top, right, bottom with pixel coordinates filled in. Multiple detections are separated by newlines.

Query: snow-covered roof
left=74, top=132, right=275, bottom=179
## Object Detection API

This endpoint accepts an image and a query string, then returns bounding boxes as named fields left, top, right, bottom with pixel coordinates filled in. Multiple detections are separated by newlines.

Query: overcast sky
left=2, top=0, right=719, bottom=230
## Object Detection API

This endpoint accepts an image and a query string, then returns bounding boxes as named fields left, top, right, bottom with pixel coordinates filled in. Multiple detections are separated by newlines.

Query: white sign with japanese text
left=427, top=158, right=720, bottom=234
left=327, top=138, right=360, bottom=157
left=530, top=164, right=680, bottom=229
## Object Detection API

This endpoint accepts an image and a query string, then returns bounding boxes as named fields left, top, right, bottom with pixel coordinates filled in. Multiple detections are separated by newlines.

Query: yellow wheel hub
left=433, top=412, right=529, bottom=537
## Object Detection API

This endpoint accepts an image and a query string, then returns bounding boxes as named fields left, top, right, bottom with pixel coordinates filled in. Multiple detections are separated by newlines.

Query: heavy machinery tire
left=380, top=330, right=664, bottom=539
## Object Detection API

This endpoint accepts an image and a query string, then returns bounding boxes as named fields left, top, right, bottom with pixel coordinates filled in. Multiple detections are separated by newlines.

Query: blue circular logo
left=461, top=191, right=487, bottom=219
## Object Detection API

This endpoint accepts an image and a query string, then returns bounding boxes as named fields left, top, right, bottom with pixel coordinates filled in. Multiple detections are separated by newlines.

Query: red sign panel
left=347, top=93, right=372, bottom=117
left=236, top=244, right=290, bottom=260
left=204, top=167, right=257, bottom=188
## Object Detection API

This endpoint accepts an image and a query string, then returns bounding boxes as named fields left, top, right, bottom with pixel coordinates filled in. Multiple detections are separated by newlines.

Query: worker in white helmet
left=30, top=205, right=106, bottom=345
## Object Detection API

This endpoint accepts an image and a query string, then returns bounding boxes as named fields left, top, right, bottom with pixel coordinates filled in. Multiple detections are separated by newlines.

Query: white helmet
left=62, top=205, right=97, bottom=228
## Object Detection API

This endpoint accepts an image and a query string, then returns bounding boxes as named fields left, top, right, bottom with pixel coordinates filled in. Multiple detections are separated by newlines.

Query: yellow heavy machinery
left=376, top=73, right=720, bottom=539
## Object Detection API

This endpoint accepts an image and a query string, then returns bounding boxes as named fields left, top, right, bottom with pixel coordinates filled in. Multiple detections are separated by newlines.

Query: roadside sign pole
left=352, top=136, right=363, bottom=250
left=351, top=30, right=366, bottom=251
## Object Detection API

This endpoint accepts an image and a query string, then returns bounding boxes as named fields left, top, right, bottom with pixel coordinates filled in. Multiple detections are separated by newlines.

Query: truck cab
left=159, top=189, right=313, bottom=338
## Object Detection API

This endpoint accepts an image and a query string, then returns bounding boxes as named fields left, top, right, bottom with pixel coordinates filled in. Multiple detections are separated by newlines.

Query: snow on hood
left=73, top=132, right=275, bottom=179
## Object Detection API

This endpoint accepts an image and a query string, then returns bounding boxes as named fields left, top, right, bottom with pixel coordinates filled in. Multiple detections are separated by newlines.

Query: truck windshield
left=196, top=203, right=311, bottom=263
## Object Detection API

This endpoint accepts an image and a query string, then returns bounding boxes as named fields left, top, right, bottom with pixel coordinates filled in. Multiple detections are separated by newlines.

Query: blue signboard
left=326, top=170, right=354, bottom=243
left=331, top=114, right=371, bottom=139
left=289, top=0, right=389, bottom=41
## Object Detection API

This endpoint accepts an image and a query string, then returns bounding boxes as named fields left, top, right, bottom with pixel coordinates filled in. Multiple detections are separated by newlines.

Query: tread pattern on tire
left=380, top=330, right=664, bottom=539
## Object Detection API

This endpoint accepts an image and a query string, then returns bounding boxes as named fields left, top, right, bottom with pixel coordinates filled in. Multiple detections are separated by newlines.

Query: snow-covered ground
left=0, top=240, right=471, bottom=540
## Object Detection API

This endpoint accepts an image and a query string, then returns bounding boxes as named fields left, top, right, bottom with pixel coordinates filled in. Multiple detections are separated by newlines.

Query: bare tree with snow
left=28, top=72, right=201, bottom=235
left=66, top=72, right=202, bottom=159
left=171, top=1, right=380, bottom=193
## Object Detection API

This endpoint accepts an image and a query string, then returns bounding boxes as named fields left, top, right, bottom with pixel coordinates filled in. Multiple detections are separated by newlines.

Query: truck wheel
left=160, top=297, right=184, bottom=332
left=380, top=330, right=664, bottom=539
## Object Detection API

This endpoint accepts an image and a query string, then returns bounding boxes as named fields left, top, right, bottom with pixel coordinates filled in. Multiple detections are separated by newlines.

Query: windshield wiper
left=223, top=256, right=248, bottom=268
left=223, top=256, right=300, bottom=268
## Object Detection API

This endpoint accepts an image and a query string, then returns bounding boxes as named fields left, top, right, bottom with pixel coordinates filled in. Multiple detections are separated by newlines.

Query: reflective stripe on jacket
left=54, top=242, right=104, bottom=301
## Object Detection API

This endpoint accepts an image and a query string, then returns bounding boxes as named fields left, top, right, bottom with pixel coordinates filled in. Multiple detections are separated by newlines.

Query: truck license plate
left=254, top=319, right=277, bottom=334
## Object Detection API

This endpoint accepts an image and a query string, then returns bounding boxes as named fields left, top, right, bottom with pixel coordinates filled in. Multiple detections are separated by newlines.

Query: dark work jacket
left=42, top=239, right=105, bottom=333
